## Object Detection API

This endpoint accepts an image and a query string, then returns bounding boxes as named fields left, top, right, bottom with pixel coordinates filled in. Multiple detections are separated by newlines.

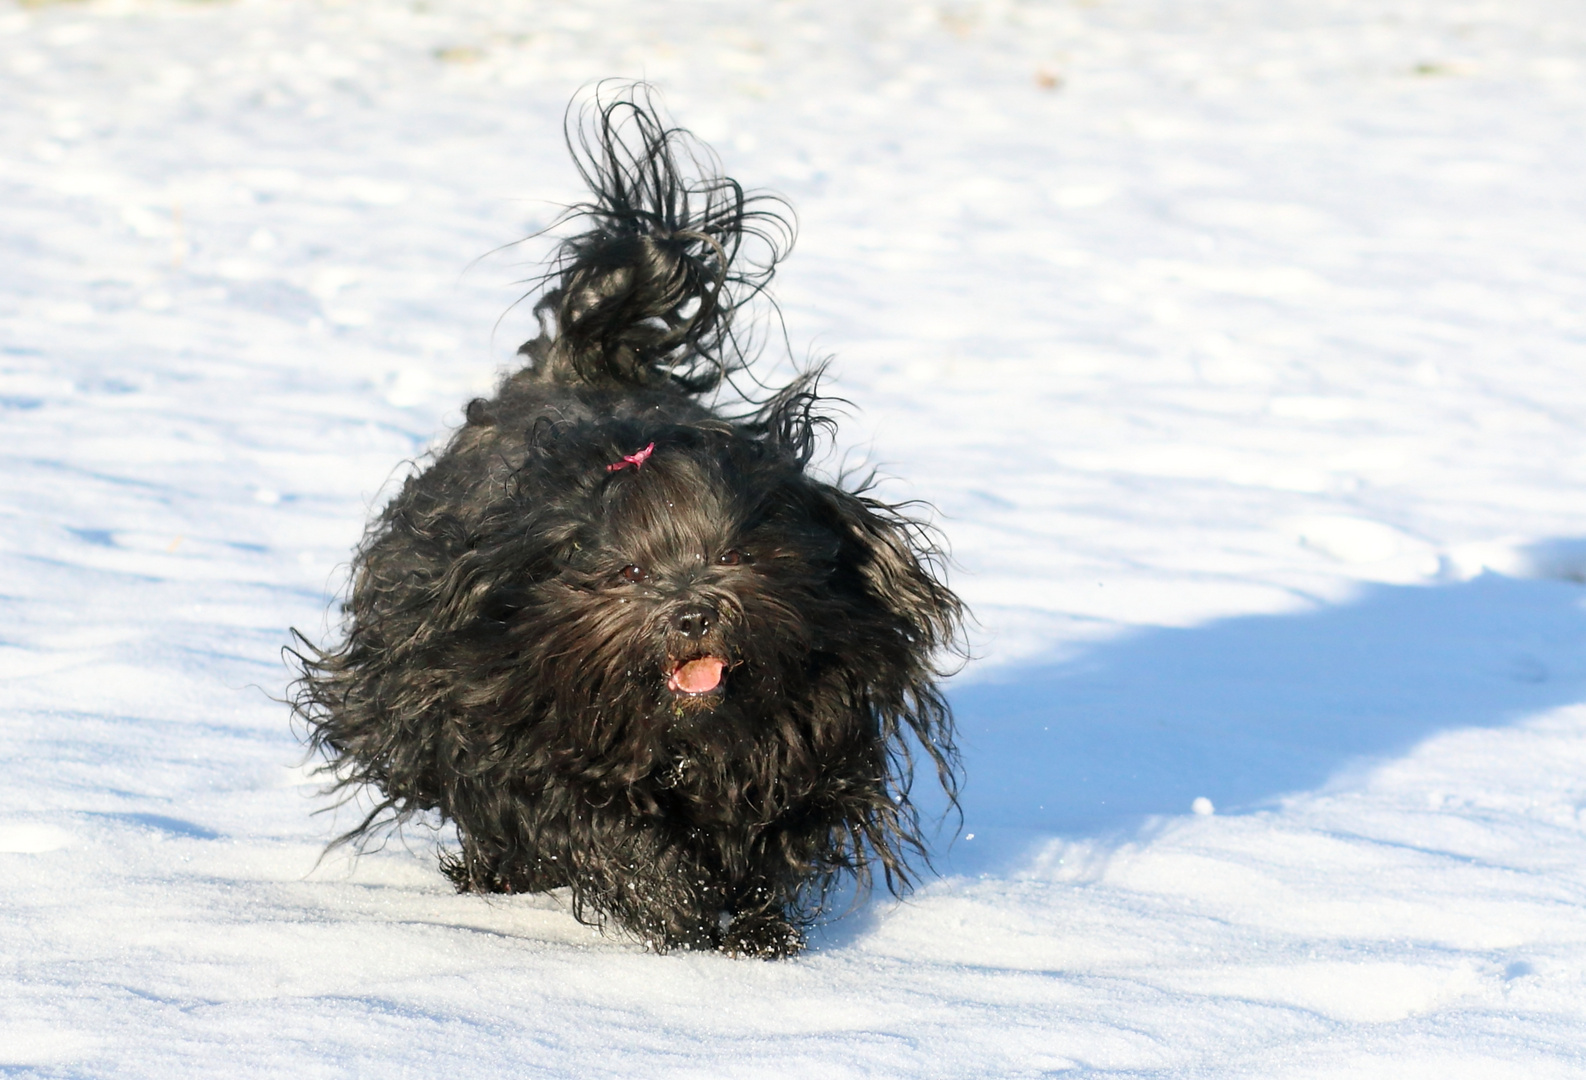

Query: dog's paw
left=439, top=849, right=565, bottom=895
left=719, top=910, right=806, bottom=959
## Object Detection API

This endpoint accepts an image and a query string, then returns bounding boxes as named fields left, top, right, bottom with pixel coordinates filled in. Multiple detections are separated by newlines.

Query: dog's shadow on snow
left=923, top=570, right=1586, bottom=878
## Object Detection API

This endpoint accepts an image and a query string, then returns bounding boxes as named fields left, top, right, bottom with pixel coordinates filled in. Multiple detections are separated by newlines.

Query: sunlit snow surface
left=4, top=0, right=1586, bottom=1075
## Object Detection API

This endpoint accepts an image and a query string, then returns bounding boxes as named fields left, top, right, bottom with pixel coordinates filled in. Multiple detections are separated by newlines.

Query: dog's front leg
left=719, top=885, right=805, bottom=959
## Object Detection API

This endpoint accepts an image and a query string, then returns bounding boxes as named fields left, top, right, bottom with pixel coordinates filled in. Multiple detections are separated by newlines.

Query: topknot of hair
left=522, top=83, right=796, bottom=397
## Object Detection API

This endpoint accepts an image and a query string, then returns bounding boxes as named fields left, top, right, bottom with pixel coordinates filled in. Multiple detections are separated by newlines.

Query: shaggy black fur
left=290, top=86, right=963, bottom=959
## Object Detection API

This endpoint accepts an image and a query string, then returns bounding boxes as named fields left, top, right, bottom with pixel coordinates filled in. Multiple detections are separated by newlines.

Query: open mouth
left=666, top=656, right=728, bottom=696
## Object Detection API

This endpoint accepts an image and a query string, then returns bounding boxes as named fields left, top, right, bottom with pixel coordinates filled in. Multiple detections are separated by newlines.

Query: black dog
left=291, top=87, right=962, bottom=958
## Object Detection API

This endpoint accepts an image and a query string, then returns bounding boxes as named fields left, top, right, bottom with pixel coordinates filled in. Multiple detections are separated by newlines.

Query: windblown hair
left=291, top=83, right=962, bottom=958
left=525, top=83, right=795, bottom=394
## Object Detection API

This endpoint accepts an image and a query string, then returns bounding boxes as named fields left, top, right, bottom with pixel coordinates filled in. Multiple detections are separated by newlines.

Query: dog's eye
left=716, top=550, right=748, bottom=567
left=621, top=564, right=648, bottom=583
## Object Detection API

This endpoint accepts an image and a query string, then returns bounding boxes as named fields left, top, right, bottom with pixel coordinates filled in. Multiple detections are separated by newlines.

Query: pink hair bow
left=606, top=442, right=656, bottom=472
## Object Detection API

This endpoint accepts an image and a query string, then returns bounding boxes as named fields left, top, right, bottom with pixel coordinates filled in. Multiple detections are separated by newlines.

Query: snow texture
left=3, top=0, right=1586, bottom=1075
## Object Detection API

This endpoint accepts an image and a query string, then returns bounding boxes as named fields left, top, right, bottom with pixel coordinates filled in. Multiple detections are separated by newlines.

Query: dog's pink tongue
left=671, top=657, right=726, bottom=694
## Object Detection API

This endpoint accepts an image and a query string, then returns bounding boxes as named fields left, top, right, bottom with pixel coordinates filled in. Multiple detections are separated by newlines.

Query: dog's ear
left=816, top=485, right=960, bottom=657
left=800, top=479, right=964, bottom=888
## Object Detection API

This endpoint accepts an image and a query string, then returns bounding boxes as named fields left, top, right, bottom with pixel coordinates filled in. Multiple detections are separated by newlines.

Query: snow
left=3, top=0, right=1586, bottom=1075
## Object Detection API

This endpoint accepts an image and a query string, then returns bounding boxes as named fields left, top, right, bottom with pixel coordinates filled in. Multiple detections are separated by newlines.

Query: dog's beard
left=539, top=587, right=836, bottom=805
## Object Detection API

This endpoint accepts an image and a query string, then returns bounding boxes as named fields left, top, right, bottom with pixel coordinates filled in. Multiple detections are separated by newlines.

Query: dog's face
left=538, top=439, right=841, bottom=733
left=472, top=423, right=947, bottom=761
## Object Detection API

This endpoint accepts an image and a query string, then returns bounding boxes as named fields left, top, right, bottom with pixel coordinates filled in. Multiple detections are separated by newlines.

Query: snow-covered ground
left=4, top=0, right=1586, bottom=1074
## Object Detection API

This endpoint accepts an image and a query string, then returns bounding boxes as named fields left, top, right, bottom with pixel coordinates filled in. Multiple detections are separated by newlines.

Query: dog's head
left=462, top=411, right=960, bottom=790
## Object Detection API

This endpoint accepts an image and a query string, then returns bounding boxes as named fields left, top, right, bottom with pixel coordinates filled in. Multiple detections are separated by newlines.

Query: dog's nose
left=672, top=605, right=716, bottom=639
